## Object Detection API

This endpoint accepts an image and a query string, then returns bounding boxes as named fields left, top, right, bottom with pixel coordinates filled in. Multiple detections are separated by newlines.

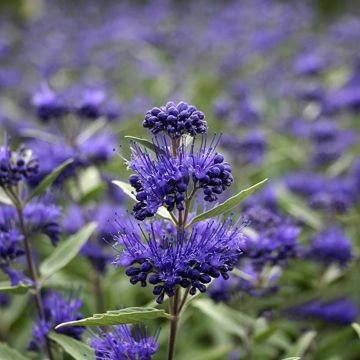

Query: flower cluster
left=0, top=201, right=61, bottom=284
left=128, top=137, right=233, bottom=220
left=287, top=298, right=358, bottom=325
left=285, top=172, right=358, bottom=214
left=114, top=219, right=244, bottom=304
left=305, top=227, right=353, bottom=266
left=32, top=83, right=118, bottom=122
left=29, top=291, right=84, bottom=352
left=241, top=206, right=300, bottom=270
left=143, top=101, right=206, bottom=139
left=90, top=325, right=159, bottom=360
left=0, top=144, right=38, bottom=188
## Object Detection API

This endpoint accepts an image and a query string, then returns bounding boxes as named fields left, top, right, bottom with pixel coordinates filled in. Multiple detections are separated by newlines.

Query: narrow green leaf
left=0, top=188, right=13, bottom=206
left=284, top=330, right=316, bottom=358
left=192, top=299, right=253, bottom=341
left=112, top=180, right=175, bottom=223
left=112, top=180, right=136, bottom=201
left=0, top=281, right=32, bottom=294
left=49, top=332, right=95, bottom=360
left=77, top=118, right=107, bottom=144
left=0, top=342, right=28, bottom=360
left=186, top=179, right=268, bottom=228
left=184, top=345, right=233, bottom=360
left=40, top=222, right=97, bottom=279
left=277, top=189, right=321, bottom=230
left=352, top=323, right=360, bottom=339
left=24, top=159, right=74, bottom=204
left=20, top=128, right=61, bottom=143
left=282, top=358, right=301, bottom=360
left=125, top=136, right=165, bottom=154
left=55, top=307, right=172, bottom=329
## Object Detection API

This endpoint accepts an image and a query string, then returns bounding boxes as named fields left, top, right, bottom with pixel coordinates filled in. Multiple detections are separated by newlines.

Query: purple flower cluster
left=32, top=83, right=117, bottom=122
left=242, top=206, right=300, bottom=270
left=115, top=219, right=244, bottom=304
left=285, top=172, right=358, bottom=214
left=143, top=101, right=206, bottom=139
left=0, top=201, right=61, bottom=284
left=90, top=325, right=159, bottom=360
left=306, top=227, right=353, bottom=266
left=129, top=137, right=233, bottom=220
left=287, top=298, right=358, bottom=325
left=0, top=144, right=38, bottom=188
left=29, top=291, right=84, bottom=352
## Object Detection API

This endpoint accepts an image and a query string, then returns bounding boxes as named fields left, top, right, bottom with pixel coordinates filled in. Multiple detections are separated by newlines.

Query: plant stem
left=16, top=205, right=55, bottom=360
left=167, top=288, right=180, bottom=360
left=92, top=270, right=105, bottom=313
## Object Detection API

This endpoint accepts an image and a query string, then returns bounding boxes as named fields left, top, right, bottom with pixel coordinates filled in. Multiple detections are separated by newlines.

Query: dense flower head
left=114, top=218, right=245, bottom=304
left=24, top=202, right=62, bottom=246
left=32, top=82, right=68, bottom=122
left=309, top=120, right=356, bottom=166
left=29, top=291, right=84, bottom=352
left=0, top=143, right=39, bottom=188
left=79, top=132, right=116, bottom=164
left=128, top=136, right=233, bottom=220
left=287, top=298, right=358, bottom=325
left=76, top=88, right=106, bottom=119
left=241, top=206, right=300, bottom=270
left=285, top=172, right=357, bottom=214
left=27, top=140, right=78, bottom=186
left=220, top=131, right=266, bottom=165
left=306, top=227, right=353, bottom=266
left=143, top=101, right=206, bottom=139
left=90, top=325, right=159, bottom=360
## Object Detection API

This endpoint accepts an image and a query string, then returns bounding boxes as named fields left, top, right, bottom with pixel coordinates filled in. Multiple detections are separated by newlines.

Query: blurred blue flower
left=29, top=291, right=84, bottom=352
left=90, top=325, right=159, bottom=360
left=306, top=227, right=353, bottom=266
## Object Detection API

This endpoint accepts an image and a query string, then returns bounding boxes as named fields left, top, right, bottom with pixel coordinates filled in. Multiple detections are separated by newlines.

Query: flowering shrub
left=0, top=1, right=359, bottom=359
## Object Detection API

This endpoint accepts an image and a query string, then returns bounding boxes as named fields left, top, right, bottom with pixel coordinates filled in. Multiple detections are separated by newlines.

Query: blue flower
left=32, top=82, right=68, bottom=122
left=114, top=218, right=244, bottom=304
left=129, top=136, right=233, bottom=220
left=0, top=143, right=39, bottom=188
left=143, top=101, right=206, bottom=139
left=287, top=298, right=358, bottom=325
left=29, top=291, right=84, bottom=352
left=23, top=202, right=62, bottom=246
left=90, top=325, right=159, bottom=360
left=306, top=227, right=353, bottom=266
left=242, top=206, right=300, bottom=270
left=76, top=88, right=106, bottom=119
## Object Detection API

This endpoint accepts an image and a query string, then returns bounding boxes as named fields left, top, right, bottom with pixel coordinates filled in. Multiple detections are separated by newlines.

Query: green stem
left=167, top=288, right=180, bottom=360
left=15, top=204, right=55, bottom=360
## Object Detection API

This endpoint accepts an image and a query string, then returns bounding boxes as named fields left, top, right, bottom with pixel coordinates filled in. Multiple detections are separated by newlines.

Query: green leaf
left=352, top=323, right=360, bottom=339
left=0, top=342, right=28, bottom=360
left=186, top=179, right=268, bottom=228
left=77, top=118, right=107, bottom=144
left=40, top=222, right=97, bottom=279
left=192, top=299, right=253, bottom=341
left=55, top=307, right=172, bottom=329
left=49, top=332, right=95, bottom=360
left=125, top=135, right=165, bottom=154
left=112, top=180, right=175, bottom=223
left=0, top=281, right=32, bottom=294
left=284, top=330, right=316, bottom=358
left=0, top=188, right=13, bottom=206
left=277, top=188, right=322, bottom=230
left=24, top=159, right=74, bottom=204
left=282, top=358, right=301, bottom=360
